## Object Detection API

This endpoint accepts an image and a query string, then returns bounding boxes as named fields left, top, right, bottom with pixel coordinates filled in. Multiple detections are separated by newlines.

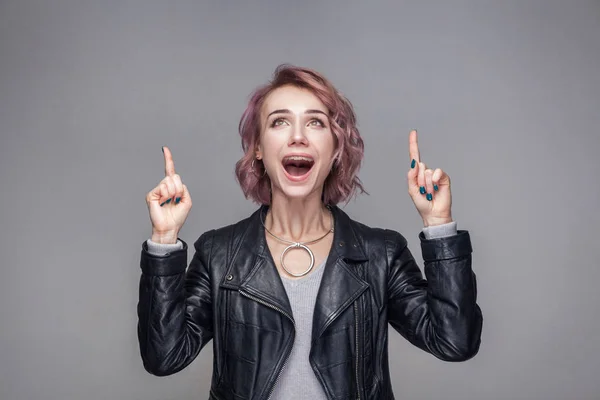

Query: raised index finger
left=163, top=146, right=176, bottom=177
left=409, top=129, right=420, bottom=163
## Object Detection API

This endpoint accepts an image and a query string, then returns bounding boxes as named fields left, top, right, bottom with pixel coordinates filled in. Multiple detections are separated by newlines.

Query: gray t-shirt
left=269, top=259, right=328, bottom=399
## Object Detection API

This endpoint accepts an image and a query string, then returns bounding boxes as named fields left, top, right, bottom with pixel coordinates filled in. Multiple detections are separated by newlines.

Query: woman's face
left=256, top=85, right=336, bottom=202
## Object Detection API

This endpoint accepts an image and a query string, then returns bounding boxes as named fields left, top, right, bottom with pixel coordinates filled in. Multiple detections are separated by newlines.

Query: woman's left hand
left=406, top=130, right=453, bottom=227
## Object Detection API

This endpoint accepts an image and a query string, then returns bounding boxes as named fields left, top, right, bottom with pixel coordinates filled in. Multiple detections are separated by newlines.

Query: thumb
left=406, top=160, right=420, bottom=196
left=179, top=183, right=191, bottom=204
left=146, top=183, right=164, bottom=213
left=146, top=183, right=162, bottom=208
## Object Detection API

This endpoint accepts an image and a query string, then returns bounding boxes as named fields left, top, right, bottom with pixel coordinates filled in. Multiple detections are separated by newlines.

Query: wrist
left=151, top=231, right=179, bottom=244
left=423, top=216, right=453, bottom=227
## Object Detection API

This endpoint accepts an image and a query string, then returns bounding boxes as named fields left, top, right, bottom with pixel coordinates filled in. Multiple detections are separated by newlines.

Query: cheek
left=259, top=137, right=283, bottom=165
left=319, top=132, right=336, bottom=158
left=258, top=135, right=278, bottom=155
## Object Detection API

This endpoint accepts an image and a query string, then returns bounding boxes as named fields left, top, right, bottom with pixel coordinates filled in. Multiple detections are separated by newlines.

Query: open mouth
left=281, top=155, right=315, bottom=177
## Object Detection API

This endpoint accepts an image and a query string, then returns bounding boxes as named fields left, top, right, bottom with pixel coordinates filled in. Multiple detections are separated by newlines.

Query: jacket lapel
left=311, top=205, right=370, bottom=341
left=220, top=206, right=294, bottom=319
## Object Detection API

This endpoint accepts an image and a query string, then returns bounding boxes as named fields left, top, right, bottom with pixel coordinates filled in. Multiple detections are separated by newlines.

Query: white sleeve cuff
left=146, top=239, right=184, bottom=256
left=422, top=221, right=458, bottom=239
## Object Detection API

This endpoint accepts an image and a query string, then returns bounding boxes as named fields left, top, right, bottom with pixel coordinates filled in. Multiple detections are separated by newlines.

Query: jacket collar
left=220, top=204, right=369, bottom=339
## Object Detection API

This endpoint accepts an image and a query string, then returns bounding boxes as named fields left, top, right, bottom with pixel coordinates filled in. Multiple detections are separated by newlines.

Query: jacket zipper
left=354, top=301, right=361, bottom=400
left=239, top=290, right=295, bottom=400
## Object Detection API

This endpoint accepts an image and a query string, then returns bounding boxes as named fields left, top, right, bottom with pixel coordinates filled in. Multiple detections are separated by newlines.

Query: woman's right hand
left=146, top=146, right=192, bottom=243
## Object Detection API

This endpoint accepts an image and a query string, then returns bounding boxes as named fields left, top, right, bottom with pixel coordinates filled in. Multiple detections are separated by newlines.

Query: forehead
left=261, top=85, right=328, bottom=115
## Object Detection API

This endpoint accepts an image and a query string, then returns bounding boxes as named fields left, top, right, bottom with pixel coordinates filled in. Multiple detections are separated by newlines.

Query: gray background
left=1, top=0, right=599, bottom=399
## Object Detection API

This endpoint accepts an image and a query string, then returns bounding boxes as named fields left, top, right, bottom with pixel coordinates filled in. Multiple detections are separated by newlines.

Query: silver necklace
left=261, top=207, right=334, bottom=277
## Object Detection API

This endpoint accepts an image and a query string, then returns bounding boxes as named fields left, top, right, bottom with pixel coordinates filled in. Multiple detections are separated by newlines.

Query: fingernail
left=426, top=193, right=433, bottom=201
left=411, top=159, right=416, bottom=168
left=175, top=197, right=181, bottom=204
left=166, top=198, right=171, bottom=204
left=160, top=201, right=166, bottom=206
left=162, top=146, right=164, bottom=153
left=419, top=186, right=426, bottom=194
left=434, top=184, right=439, bottom=191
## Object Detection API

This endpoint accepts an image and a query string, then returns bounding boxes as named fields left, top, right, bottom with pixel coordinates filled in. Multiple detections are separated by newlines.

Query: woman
left=138, top=65, right=483, bottom=400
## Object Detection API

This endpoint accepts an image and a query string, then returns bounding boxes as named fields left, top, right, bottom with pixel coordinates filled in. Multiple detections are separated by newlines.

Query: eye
left=309, top=118, right=326, bottom=127
left=271, top=118, right=287, bottom=127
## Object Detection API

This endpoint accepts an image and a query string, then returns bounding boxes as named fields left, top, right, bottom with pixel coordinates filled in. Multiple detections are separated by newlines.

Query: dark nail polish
left=411, top=159, right=416, bottom=168
left=160, top=201, right=166, bottom=206
left=162, top=146, right=164, bottom=153
left=434, top=184, right=439, bottom=191
left=175, top=197, right=181, bottom=204
left=166, top=198, right=171, bottom=204
left=426, top=193, right=433, bottom=201
left=419, top=186, right=426, bottom=194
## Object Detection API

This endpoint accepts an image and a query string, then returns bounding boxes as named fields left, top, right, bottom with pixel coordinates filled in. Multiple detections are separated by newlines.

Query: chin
left=278, top=184, right=319, bottom=200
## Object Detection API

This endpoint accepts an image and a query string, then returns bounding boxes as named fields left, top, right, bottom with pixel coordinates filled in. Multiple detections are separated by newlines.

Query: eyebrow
left=266, top=109, right=328, bottom=118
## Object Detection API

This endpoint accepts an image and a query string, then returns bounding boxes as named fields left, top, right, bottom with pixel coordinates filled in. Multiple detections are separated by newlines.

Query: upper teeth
left=285, top=156, right=312, bottom=162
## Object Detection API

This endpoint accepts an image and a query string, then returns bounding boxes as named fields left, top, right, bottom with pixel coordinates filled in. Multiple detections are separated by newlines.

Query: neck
left=265, top=192, right=331, bottom=243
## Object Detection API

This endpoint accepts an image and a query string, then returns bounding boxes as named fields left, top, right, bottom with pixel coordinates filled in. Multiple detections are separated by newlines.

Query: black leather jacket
left=137, top=205, right=483, bottom=400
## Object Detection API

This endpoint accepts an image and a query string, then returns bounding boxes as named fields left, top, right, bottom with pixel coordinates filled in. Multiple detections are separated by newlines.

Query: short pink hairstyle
left=234, top=64, right=366, bottom=205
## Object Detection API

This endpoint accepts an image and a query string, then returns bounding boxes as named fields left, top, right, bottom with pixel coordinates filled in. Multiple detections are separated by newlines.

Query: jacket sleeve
left=137, top=230, right=215, bottom=376
left=386, top=229, right=483, bottom=361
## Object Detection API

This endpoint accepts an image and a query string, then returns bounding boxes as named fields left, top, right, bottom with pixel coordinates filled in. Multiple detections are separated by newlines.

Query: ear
left=254, top=132, right=264, bottom=159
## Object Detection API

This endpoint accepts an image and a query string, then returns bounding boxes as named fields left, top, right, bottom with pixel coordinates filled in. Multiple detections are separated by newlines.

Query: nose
left=288, top=122, right=308, bottom=146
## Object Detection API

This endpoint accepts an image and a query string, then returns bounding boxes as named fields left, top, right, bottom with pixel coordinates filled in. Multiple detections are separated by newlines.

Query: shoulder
left=337, top=207, right=408, bottom=255
left=192, top=208, right=259, bottom=252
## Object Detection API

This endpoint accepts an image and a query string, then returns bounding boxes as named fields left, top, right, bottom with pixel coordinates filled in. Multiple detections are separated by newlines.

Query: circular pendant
left=280, top=243, right=315, bottom=277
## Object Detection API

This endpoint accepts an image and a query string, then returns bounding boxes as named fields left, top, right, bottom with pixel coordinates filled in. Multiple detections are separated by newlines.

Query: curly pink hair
left=234, top=64, right=366, bottom=205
